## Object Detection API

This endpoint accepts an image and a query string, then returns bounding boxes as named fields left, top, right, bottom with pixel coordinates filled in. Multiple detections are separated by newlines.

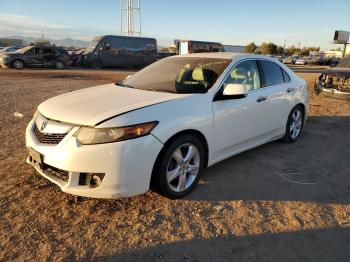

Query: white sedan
left=295, top=57, right=309, bottom=65
left=26, top=53, right=309, bottom=199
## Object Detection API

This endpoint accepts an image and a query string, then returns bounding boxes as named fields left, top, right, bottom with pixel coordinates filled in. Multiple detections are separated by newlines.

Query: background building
left=0, top=38, right=24, bottom=47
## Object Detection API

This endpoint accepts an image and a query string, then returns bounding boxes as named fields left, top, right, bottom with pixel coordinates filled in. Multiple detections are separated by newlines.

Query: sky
left=1, top=0, right=349, bottom=50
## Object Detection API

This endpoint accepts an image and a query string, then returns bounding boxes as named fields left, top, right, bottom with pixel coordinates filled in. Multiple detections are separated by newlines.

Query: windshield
left=85, top=40, right=99, bottom=53
left=336, top=58, right=350, bottom=68
left=15, top=46, right=33, bottom=54
left=121, top=57, right=231, bottom=94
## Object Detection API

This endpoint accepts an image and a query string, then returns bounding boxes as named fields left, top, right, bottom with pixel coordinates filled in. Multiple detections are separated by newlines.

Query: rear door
left=23, top=47, right=42, bottom=66
left=213, top=59, right=270, bottom=160
left=144, top=39, right=157, bottom=65
left=258, top=60, right=293, bottom=137
left=42, top=47, right=56, bottom=66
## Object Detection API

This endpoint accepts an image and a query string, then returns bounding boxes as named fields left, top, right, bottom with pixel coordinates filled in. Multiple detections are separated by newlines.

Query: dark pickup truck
left=0, top=46, right=71, bottom=69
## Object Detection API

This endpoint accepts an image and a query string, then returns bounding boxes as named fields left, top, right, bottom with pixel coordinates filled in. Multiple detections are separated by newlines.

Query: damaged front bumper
left=0, top=57, right=9, bottom=68
left=314, top=82, right=350, bottom=100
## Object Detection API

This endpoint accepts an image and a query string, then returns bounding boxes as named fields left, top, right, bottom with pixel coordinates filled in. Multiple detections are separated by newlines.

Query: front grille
left=34, top=125, right=67, bottom=145
left=43, top=164, right=69, bottom=182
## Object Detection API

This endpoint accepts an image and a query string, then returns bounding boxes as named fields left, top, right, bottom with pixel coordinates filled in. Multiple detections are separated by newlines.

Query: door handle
left=257, top=96, right=267, bottom=103
left=287, top=88, right=295, bottom=93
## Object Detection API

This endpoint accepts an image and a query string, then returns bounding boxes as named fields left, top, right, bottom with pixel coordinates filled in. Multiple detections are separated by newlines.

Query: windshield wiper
left=145, top=88, right=175, bottom=93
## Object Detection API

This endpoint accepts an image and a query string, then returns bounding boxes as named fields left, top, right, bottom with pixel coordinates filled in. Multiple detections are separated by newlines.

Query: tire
left=283, top=105, right=304, bottom=143
left=92, top=60, right=102, bottom=69
left=12, top=60, right=24, bottom=70
left=55, top=60, right=64, bottom=70
left=152, top=135, right=206, bottom=199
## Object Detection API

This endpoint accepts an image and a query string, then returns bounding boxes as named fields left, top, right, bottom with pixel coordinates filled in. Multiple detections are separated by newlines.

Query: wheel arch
left=11, top=58, right=25, bottom=67
left=150, top=129, right=209, bottom=188
left=92, top=59, right=103, bottom=69
left=295, top=102, right=306, bottom=121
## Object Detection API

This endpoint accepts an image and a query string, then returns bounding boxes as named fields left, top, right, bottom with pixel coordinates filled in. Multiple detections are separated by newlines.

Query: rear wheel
left=152, top=135, right=205, bottom=199
left=12, top=60, right=24, bottom=70
left=55, top=60, right=64, bottom=69
left=283, top=105, right=304, bottom=143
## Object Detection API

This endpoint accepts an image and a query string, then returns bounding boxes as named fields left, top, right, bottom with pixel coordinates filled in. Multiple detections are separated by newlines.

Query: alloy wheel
left=13, top=60, right=24, bottom=69
left=289, top=109, right=303, bottom=139
left=166, top=143, right=200, bottom=192
left=56, top=61, right=64, bottom=69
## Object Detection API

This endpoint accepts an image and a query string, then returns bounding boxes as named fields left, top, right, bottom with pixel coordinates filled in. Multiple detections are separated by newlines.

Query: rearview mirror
left=223, top=84, right=248, bottom=96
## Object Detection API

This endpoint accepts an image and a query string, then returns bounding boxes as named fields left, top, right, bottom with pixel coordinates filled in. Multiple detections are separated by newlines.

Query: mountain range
left=5, top=36, right=90, bottom=48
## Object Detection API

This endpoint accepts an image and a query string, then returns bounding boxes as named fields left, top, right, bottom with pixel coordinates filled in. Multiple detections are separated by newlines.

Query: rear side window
left=259, top=60, right=285, bottom=87
left=282, top=69, right=291, bottom=82
left=43, top=48, right=53, bottom=54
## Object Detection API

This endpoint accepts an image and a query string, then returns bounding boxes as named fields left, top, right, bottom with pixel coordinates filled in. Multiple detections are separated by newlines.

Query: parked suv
left=0, top=46, right=71, bottom=69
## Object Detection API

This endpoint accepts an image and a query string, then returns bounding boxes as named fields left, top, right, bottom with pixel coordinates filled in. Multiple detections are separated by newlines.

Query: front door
left=24, top=47, right=43, bottom=66
left=212, top=60, right=270, bottom=161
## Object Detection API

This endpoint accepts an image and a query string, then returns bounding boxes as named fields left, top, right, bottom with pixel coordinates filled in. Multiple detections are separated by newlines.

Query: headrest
left=231, top=68, right=246, bottom=79
left=192, top=68, right=205, bottom=81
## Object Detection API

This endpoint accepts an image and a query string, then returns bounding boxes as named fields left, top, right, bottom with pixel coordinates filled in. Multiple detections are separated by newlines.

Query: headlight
left=74, top=121, right=159, bottom=145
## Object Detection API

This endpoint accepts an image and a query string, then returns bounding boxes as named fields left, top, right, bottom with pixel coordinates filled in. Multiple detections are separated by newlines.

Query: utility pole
left=120, top=0, right=141, bottom=37
left=343, top=43, right=348, bottom=58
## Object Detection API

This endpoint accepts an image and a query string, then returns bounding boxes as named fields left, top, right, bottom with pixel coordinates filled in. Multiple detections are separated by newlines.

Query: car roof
left=170, top=52, right=276, bottom=61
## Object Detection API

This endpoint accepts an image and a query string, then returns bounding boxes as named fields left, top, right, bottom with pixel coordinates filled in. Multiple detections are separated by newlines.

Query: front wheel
left=152, top=135, right=205, bottom=199
left=283, top=105, right=304, bottom=143
left=12, top=60, right=24, bottom=70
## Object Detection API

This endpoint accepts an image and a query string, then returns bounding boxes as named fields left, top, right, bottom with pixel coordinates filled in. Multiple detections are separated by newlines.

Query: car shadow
left=92, top=227, right=350, bottom=262
left=184, top=116, right=350, bottom=204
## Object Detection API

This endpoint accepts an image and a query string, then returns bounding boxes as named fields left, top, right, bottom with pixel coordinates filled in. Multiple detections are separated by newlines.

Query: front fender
left=98, top=94, right=215, bottom=162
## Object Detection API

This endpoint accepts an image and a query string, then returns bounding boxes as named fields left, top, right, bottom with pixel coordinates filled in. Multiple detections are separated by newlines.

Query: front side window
left=282, top=69, right=291, bottom=82
left=121, top=57, right=231, bottom=94
left=259, top=60, right=285, bottom=87
left=223, top=60, right=261, bottom=91
left=25, top=48, right=41, bottom=55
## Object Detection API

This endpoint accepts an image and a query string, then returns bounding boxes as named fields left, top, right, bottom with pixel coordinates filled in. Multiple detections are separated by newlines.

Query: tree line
left=245, top=42, right=320, bottom=56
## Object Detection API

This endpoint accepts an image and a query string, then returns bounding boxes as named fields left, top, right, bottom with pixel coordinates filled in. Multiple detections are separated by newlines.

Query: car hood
left=323, top=67, right=350, bottom=77
left=0, top=52, right=22, bottom=57
left=38, top=83, right=189, bottom=126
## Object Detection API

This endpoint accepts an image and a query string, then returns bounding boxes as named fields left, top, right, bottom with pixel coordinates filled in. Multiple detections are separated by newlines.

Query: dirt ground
left=0, top=68, right=349, bottom=262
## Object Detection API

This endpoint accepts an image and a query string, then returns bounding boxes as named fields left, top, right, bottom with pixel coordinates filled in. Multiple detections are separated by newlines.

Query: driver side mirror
left=223, top=84, right=248, bottom=97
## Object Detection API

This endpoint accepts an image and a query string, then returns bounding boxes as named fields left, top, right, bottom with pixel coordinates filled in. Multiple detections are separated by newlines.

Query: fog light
left=79, top=173, right=105, bottom=188
left=90, top=175, right=102, bottom=187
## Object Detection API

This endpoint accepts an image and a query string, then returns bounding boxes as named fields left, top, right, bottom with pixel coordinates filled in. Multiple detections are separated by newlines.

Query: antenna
left=120, top=0, right=141, bottom=37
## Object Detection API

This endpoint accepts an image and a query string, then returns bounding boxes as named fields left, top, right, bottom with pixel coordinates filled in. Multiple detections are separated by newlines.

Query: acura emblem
left=40, top=121, right=48, bottom=131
